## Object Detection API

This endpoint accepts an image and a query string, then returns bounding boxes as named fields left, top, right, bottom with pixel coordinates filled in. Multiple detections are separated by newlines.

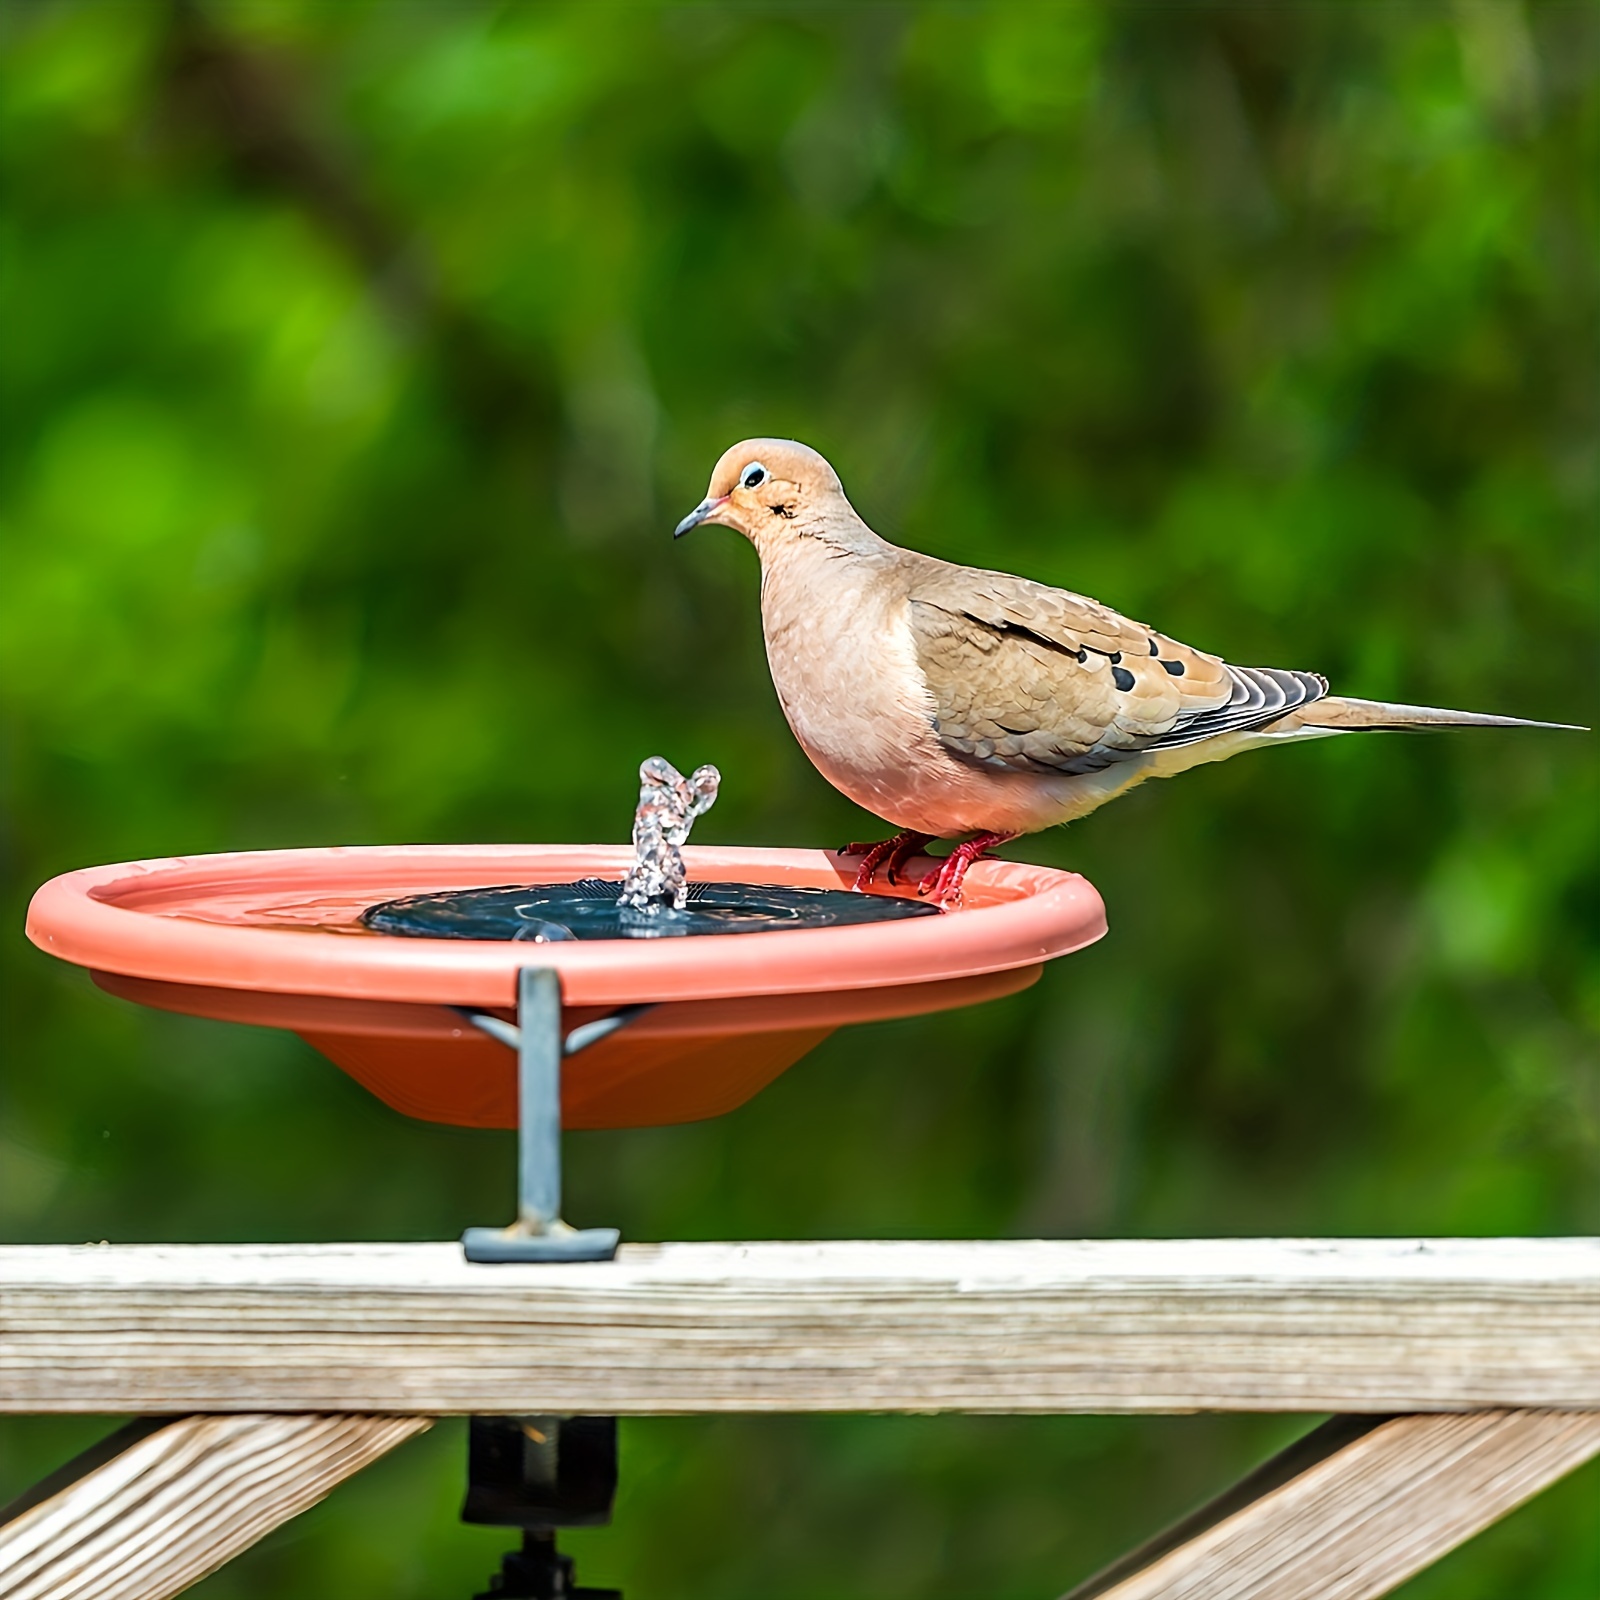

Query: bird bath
left=26, top=760, right=1106, bottom=1259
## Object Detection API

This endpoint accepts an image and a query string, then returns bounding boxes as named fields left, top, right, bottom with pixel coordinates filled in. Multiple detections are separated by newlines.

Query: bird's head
left=673, top=438, right=853, bottom=551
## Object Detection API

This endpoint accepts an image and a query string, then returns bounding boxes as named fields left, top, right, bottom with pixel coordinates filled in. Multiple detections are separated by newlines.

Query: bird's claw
left=840, top=831, right=934, bottom=891
left=915, top=855, right=969, bottom=908
left=913, top=832, right=1020, bottom=909
left=843, top=830, right=1017, bottom=901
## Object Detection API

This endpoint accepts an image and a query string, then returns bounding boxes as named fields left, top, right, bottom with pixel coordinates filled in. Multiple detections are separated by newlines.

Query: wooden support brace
left=0, top=1413, right=430, bottom=1600
left=1063, top=1409, right=1600, bottom=1600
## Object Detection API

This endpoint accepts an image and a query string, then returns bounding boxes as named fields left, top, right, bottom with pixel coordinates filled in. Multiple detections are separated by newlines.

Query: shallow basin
left=26, top=844, right=1106, bottom=1129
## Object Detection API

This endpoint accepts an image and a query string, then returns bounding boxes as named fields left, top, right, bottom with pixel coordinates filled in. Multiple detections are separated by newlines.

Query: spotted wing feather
left=904, top=565, right=1326, bottom=775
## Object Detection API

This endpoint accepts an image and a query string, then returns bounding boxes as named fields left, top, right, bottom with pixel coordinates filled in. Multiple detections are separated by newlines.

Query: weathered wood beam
left=1062, top=1409, right=1600, bottom=1600
left=3, top=1238, right=1597, bottom=1414
left=0, top=1413, right=429, bottom=1600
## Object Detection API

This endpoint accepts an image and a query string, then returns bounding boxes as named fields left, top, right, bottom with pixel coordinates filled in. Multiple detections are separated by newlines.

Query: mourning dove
left=675, top=439, right=1581, bottom=905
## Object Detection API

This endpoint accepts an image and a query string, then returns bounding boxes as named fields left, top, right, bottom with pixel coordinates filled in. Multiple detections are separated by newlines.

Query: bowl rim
left=26, top=843, right=1107, bottom=1008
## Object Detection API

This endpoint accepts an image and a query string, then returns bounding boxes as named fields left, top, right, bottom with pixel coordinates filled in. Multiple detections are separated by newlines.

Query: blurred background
left=2, top=1, right=1596, bottom=1594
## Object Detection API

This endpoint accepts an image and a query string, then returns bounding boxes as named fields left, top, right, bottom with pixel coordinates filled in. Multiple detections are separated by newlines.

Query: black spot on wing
left=1161, top=659, right=1185, bottom=676
left=1111, top=666, right=1135, bottom=691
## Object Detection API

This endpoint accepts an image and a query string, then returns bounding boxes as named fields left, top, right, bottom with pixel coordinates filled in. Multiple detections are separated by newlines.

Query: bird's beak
left=674, top=495, right=728, bottom=538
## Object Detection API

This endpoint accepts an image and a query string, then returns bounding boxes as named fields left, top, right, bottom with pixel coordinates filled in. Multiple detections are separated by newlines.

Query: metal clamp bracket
left=452, top=1000, right=654, bottom=1061
left=457, top=969, right=649, bottom=1264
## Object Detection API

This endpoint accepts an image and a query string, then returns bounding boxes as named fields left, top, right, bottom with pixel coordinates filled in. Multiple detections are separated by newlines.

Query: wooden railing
left=3, top=1237, right=1598, bottom=1598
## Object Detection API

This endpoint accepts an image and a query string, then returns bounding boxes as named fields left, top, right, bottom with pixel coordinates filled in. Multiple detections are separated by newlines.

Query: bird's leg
left=882, top=830, right=936, bottom=886
left=841, top=830, right=934, bottom=892
left=916, top=831, right=1020, bottom=908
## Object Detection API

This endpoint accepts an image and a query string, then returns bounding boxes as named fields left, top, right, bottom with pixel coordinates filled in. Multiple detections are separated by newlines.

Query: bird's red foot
left=841, top=830, right=934, bottom=891
left=916, top=832, right=1020, bottom=908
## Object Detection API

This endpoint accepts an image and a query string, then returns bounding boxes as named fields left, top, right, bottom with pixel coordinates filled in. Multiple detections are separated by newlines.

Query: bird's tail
left=1283, top=696, right=1586, bottom=734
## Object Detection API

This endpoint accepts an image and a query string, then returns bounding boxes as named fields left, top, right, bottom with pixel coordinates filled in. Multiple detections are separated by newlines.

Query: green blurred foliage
left=2, top=1, right=1597, bottom=1594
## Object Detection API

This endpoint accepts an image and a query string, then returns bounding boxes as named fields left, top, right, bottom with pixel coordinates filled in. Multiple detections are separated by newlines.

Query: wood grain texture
left=2, top=1238, right=1597, bottom=1415
left=1062, top=1409, right=1600, bottom=1600
left=0, top=1413, right=429, bottom=1600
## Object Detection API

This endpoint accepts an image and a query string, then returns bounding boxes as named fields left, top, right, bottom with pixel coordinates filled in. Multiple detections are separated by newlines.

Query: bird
left=673, top=438, right=1582, bottom=907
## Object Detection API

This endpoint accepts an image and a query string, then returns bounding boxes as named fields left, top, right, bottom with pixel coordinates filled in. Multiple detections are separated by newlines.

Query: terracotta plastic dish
left=26, top=845, right=1106, bottom=1129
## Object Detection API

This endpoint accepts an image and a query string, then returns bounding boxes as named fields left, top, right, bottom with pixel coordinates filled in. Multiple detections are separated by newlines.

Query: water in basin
left=361, top=878, right=938, bottom=942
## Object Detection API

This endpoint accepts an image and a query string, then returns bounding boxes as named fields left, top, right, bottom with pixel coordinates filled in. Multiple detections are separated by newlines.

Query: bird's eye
left=740, top=462, right=768, bottom=490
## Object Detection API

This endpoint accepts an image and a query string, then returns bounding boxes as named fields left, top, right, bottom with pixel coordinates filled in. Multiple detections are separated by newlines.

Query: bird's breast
left=760, top=566, right=932, bottom=793
left=757, top=553, right=1043, bottom=834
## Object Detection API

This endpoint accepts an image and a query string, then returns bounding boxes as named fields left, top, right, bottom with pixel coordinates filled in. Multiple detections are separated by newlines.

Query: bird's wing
left=905, top=566, right=1327, bottom=775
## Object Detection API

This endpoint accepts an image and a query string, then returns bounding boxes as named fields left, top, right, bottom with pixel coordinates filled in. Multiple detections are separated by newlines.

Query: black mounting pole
left=463, top=1415, right=622, bottom=1600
